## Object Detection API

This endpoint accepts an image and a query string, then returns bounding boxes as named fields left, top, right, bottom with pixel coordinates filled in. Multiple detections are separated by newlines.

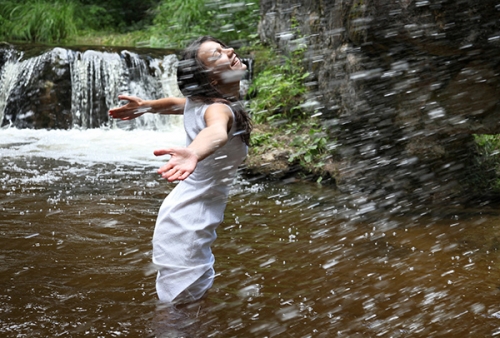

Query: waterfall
left=0, top=44, right=182, bottom=131
left=0, top=48, right=46, bottom=126
left=70, top=50, right=127, bottom=129
left=0, top=58, right=20, bottom=124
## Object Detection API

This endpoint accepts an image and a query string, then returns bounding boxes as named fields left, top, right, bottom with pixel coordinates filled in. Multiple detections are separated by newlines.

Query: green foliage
left=245, top=41, right=337, bottom=182
left=79, top=4, right=117, bottom=31
left=288, top=124, right=328, bottom=168
left=148, top=0, right=260, bottom=48
left=475, top=134, right=500, bottom=156
left=249, top=119, right=334, bottom=183
left=473, top=134, right=500, bottom=193
left=0, top=0, right=161, bottom=44
left=0, top=0, right=259, bottom=47
left=77, top=0, right=160, bottom=32
left=247, top=45, right=310, bottom=124
left=0, top=0, right=79, bottom=42
left=249, top=18, right=310, bottom=123
left=249, top=131, right=274, bottom=148
left=0, top=13, right=10, bottom=39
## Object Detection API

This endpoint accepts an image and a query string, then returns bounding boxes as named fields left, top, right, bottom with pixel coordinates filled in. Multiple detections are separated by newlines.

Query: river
left=2, top=126, right=500, bottom=337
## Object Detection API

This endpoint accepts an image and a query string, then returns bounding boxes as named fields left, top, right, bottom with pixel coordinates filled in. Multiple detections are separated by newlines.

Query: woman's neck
left=218, top=83, right=240, bottom=100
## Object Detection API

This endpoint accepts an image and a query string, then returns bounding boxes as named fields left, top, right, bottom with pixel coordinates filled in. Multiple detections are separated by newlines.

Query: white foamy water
left=0, top=124, right=186, bottom=167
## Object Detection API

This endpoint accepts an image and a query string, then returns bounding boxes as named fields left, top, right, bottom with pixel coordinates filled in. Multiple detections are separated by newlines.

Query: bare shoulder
left=205, top=103, right=233, bottom=120
left=204, top=103, right=233, bottom=130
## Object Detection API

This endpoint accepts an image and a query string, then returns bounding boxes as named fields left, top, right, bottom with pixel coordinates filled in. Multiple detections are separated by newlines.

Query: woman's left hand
left=108, top=95, right=146, bottom=120
left=154, top=147, right=198, bottom=181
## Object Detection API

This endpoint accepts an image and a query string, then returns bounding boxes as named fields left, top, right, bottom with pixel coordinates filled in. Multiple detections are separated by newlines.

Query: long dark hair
left=177, top=36, right=252, bottom=145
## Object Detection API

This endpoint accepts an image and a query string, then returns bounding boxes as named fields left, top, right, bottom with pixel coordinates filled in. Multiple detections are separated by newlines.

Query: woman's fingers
left=178, top=171, right=190, bottom=181
left=108, top=95, right=145, bottom=120
left=154, top=148, right=196, bottom=181
left=162, top=169, right=192, bottom=182
left=155, top=149, right=174, bottom=177
left=166, top=169, right=182, bottom=182
left=154, top=149, right=172, bottom=157
left=118, top=94, right=138, bottom=102
left=157, top=162, right=173, bottom=174
left=158, top=166, right=184, bottom=181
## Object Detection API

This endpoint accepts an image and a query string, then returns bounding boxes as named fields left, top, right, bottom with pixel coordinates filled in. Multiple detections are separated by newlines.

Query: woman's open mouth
left=231, top=57, right=240, bottom=67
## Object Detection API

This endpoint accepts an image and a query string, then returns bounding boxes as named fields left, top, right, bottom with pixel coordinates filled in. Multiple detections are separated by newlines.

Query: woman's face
left=197, top=40, right=247, bottom=84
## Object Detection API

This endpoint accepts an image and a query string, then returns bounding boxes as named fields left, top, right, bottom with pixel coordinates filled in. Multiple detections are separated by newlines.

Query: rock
left=257, top=0, right=500, bottom=207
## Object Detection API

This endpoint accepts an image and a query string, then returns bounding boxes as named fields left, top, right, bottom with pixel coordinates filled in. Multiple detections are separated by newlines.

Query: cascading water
left=0, top=52, right=18, bottom=121
left=0, top=48, right=44, bottom=126
left=0, top=44, right=183, bottom=131
left=0, top=44, right=186, bottom=167
left=69, top=50, right=183, bottom=131
left=70, top=50, right=126, bottom=129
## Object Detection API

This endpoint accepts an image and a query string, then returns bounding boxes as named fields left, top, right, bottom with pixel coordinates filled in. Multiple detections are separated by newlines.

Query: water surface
left=1, top=128, right=500, bottom=337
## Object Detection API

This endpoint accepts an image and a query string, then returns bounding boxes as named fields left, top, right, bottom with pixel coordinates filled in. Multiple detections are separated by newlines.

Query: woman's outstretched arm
left=154, top=103, right=233, bottom=181
left=108, top=95, right=186, bottom=120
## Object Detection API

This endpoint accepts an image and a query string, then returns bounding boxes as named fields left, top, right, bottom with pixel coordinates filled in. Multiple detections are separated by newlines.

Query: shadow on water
left=2, top=153, right=500, bottom=337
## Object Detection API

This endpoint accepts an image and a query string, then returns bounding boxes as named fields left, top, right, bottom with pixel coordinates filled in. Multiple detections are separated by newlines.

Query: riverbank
left=242, top=122, right=500, bottom=207
left=243, top=122, right=339, bottom=186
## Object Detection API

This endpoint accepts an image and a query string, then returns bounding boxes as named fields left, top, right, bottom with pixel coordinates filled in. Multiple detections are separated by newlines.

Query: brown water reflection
left=2, top=157, right=500, bottom=337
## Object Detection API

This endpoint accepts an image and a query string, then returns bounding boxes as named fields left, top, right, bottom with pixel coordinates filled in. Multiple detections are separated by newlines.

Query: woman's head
left=177, top=36, right=246, bottom=100
left=177, top=36, right=252, bottom=145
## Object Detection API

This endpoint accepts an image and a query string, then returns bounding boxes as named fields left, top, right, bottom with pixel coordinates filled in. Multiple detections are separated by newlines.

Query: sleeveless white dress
left=152, top=98, right=247, bottom=304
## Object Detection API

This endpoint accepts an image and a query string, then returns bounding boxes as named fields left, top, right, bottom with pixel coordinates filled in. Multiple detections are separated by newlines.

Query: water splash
left=0, top=128, right=185, bottom=167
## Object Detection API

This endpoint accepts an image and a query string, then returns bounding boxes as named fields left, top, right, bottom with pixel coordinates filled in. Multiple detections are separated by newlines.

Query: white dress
left=152, top=98, right=247, bottom=304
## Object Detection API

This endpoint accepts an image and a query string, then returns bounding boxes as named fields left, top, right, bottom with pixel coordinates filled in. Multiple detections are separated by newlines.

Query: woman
left=109, top=36, right=252, bottom=304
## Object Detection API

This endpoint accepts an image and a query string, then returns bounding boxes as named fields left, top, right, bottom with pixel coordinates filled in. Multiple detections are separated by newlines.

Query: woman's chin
left=221, top=69, right=246, bottom=83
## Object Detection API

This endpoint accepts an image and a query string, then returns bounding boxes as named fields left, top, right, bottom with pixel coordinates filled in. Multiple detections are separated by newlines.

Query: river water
left=2, top=126, right=500, bottom=337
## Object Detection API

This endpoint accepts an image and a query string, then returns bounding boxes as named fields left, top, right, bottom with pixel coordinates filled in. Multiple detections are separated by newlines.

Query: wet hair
left=177, top=36, right=252, bottom=145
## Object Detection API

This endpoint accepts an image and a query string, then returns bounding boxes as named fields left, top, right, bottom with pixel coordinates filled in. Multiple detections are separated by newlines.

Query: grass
left=68, top=30, right=154, bottom=48
left=471, top=134, right=500, bottom=194
left=0, top=0, right=79, bottom=42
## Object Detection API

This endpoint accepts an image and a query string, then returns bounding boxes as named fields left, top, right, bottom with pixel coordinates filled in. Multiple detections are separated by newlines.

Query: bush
left=148, top=0, right=260, bottom=48
left=0, top=0, right=161, bottom=43
left=247, top=45, right=310, bottom=124
left=472, top=134, right=500, bottom=193
left=245, top=43, right=335, bottom=181
left=77, top=0, right=160, bottom=33
left=0, top=0, right=79, bottom=42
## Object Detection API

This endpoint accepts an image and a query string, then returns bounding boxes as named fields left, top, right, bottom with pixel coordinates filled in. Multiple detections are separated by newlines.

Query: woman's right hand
left=108, top=95, right=148, bottom=120
left=154, top=147, right=198, bottom=181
